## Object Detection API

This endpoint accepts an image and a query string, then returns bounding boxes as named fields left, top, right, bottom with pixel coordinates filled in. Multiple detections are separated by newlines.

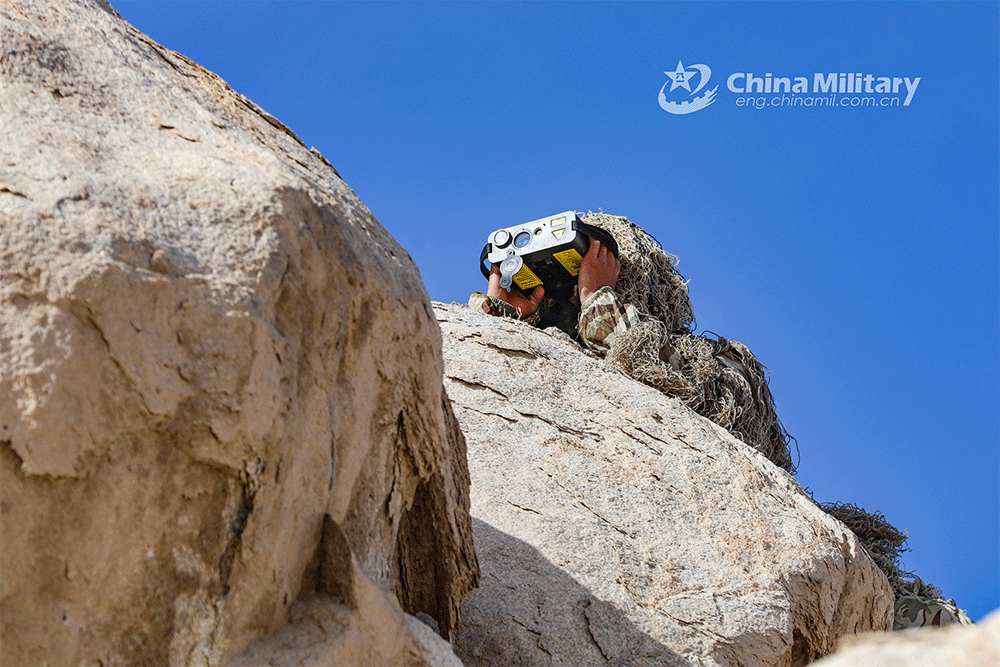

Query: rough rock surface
left=0, top=1, right=476, bottom=665
left=812, top=610, right=1000, bottom=667
left=437, top=302, right=893, bottom=667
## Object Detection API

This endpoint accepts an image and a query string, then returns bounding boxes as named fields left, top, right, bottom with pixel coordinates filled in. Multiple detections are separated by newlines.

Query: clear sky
left=113, top=1, right=999, bottom=622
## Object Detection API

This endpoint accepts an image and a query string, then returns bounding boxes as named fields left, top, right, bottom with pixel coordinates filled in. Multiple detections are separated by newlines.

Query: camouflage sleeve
left=469, top=292, right=546, bottom=327
left=577, top=286, right=641, bottom=355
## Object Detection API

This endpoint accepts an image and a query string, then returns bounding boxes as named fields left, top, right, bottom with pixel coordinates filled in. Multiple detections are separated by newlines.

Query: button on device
left=493, top=229, right=512, bottom=248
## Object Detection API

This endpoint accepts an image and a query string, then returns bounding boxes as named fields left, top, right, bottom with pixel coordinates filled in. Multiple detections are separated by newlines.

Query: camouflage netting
left=583, top=212, right=795, bottom=472
left=606, top=322, right=795, bottom=472
left=817, top=502, right=941, bottom=600
left=581, top=212, right=695, bottom=333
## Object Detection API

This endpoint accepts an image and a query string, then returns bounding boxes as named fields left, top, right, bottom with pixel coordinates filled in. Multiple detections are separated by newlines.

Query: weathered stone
left=812, top=610, right=1000, bottom=667
left=437, top=301, right=893, bottom=667
left=0, top=1, right=476, bottom=665
left=227, top=535, right=465, bottom=667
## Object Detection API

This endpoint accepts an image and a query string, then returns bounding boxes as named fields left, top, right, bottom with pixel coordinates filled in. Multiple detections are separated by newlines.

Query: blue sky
left=113, top=1, right=999, bottom=622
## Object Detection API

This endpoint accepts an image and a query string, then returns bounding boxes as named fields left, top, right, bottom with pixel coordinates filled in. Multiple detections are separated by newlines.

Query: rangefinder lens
left=493, top=229, right=511, bottom=247
left=500, top=256, right=522, bottom=274
left=514, top=231, right=532, bottom=248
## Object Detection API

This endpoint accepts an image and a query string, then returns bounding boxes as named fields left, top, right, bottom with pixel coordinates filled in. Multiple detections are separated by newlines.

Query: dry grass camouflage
left=583, top=212, right=794, bottom=473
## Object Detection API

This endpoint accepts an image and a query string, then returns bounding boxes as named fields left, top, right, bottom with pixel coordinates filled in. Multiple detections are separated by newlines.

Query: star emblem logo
left=658, top=59, right=717, bottom=115
left=665, top=61, right=696, bottom=93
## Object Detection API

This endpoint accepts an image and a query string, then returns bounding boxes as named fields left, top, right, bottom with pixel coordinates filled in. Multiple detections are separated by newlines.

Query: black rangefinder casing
left=479, top=211, right=619, bottom=305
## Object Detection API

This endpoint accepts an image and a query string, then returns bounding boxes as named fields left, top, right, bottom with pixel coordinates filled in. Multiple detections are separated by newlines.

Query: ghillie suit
left=818, top=502, right=973, bottom=629
left=582, top=213, right=795, bottom=473
left=580, top=212, right=694, bottom=333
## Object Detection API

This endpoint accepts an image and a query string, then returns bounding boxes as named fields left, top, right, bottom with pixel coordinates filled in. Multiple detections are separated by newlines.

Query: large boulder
left=437, top=302, right=893, bottom=667
left=0, top=1, right=476, bottom=665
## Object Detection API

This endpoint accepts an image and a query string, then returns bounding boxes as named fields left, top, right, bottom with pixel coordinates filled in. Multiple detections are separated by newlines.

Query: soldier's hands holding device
left=486, top=265, right=546, bottom=317
left=578, top=237, right=621, bottom=304
left=480, top=211, right=621, bottom=320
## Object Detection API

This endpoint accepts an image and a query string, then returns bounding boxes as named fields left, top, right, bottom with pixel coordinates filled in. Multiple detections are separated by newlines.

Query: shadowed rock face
left=437, top=302, right=893, bottom=667
left=0, top=1, right=476, bottom=665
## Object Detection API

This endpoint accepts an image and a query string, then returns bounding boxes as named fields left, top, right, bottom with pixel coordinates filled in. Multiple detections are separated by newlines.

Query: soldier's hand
left=579, top=237, right=620, bottom=304
left=487, top=264, right=545, bottom=318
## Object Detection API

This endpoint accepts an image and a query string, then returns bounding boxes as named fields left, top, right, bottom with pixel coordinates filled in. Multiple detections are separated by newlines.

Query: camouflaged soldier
left=472, top=213, right=795, bottom=473
left=894, top=594, right=974, bottom=630
left=470, top=213, right=687, bottom=353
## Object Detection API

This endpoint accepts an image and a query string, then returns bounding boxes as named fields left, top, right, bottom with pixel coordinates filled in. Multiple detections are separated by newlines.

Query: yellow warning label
left=550, top=216, right=567, bottom=227
left=513, top=264, right=542, bottom=289
left=553, top=249, right=584, bottom=276
left=552, top=228, right=565, bottom=240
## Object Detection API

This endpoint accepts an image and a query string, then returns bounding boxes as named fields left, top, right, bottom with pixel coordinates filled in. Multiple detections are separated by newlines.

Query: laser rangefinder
left=479, top=211, right=619, bottom=305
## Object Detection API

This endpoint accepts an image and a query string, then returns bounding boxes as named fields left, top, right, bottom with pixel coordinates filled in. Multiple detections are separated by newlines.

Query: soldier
left=471, top=212, right=793, bottom=473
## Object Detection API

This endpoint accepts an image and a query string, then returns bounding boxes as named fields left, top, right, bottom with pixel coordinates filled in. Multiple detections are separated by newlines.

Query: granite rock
left=437, top=301, right=892, bottom=667
left=0, top=2, right=476, bottom=664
